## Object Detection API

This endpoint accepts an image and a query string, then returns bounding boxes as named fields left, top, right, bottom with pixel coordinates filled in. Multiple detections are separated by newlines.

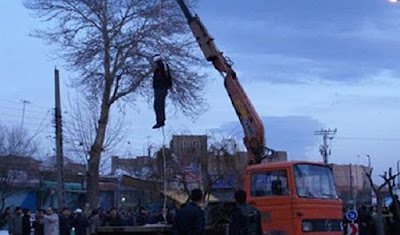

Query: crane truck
left=176, top=0, right=344, bottom=234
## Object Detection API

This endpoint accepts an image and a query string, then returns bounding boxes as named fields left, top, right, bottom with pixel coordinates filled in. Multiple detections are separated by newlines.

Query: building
left=0, top=155, right=118, bottom=211
left=170, top=135, right=207, bottom=161
left=331, top=164, right=372, bottom=205
left=111, top=155, right=153, bottom=177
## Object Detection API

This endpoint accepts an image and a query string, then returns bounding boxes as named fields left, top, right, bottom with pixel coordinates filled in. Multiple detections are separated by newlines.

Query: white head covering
left=74, top=208, right=83, bottom=214
left=152, top=54, right=162, bottom=62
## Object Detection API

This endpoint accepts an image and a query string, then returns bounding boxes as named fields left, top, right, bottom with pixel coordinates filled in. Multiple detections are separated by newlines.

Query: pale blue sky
left=1, top=0, right=400, bottom=180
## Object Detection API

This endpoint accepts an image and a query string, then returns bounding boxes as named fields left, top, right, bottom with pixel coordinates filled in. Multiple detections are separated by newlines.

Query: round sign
left=346, top=210, right=358, bottom=221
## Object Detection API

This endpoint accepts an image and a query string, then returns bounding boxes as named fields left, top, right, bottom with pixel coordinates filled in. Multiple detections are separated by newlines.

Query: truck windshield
left=294, top=164, right=338, bottom=199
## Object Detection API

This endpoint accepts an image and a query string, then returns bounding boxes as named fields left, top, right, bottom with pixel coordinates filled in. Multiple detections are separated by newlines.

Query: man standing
left=43, top=207, right=59, bottom=235
left=229, top=189, right=262, bottom=235
left=174, top=188, right=205, bottom=235
left=135, top=207, right=148, bottom=226
left=59, top=208, right=72, bottom=235
left=105, top=208, right=121, bottom=227
left=22, top=208, right=31, bottom=235
left=88, top=209, right=101, bottom=235
left=9, top=207, right=23, bottom=235
left=152, top=54, right=172, bottom=129
left=71, top=208, right=88, bottom=235
left=32, top=209, right=44, bottom=235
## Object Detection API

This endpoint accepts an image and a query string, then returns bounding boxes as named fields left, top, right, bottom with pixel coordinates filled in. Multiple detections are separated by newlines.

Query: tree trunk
left=86, top=25, right=113, bottom=209
left=86, top=104, right=110, bottom=208
left=86, top=84, right=112, bottom=208
left=375, top=197, right=385, bottom=235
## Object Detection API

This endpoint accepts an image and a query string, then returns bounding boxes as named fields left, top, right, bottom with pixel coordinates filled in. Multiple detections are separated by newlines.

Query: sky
left=1, top=0, right=400, bottom=181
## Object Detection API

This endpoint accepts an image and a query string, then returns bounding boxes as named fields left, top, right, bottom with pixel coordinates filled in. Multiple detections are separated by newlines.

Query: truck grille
left=302, top=219, right=343, bottom=232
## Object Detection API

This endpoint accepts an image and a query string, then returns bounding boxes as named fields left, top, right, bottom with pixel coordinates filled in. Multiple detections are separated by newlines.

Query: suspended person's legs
left=153, top=88, right=168, bottom=129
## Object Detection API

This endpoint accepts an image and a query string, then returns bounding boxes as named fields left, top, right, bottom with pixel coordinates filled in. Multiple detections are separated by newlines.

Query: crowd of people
left=353, top=197, right=400, bottom=235
left=0, top=204, right=176, bottom=235
left=343, top=196, right=400, bottom=235
left=0, top=188, right=262, bottom=235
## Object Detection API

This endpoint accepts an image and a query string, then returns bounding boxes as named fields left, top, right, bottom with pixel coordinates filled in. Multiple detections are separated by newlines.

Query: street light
left=366, top=155, right=371, bottom=169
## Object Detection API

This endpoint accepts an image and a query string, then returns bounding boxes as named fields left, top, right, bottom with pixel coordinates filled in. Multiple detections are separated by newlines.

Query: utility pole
left=314, top=128, right=337, bottom=164
left=20, top=100, right=31, bottom=130
left=349, top=164, right=354, bottom=208
left=397, top=160, right=400, bottom=188
left=55, top=68, right=66, bottom=209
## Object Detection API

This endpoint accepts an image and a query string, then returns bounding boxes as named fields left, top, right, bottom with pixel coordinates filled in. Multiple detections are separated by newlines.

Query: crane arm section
left=176, top=0, right=265, bottom=164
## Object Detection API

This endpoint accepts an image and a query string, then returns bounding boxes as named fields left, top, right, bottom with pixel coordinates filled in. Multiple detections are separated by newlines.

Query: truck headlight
left=302, top=221, right=313, bottom=232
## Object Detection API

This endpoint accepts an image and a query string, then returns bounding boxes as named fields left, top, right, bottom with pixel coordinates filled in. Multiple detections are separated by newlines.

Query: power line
left=0, top=105, right=51, bottom=115
left=0, top=99, right=51, bottom=110
left=0, top=113, right=52, bottom=122
left=29, top=109, right=52, bottom=141
left=336, top=137, right=400, bottom=142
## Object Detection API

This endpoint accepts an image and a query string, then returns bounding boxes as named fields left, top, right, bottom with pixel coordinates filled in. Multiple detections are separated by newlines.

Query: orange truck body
left=245, top=161, right=343, bottom=234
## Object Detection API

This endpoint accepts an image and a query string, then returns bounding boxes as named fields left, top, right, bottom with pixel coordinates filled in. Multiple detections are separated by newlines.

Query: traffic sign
left=346, top=210, right=358, bottom=222
left=347, top=223, right=358, bottom=235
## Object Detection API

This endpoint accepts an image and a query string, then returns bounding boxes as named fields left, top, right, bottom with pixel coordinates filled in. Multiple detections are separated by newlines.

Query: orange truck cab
left=244, top=161, right=343, bottom=235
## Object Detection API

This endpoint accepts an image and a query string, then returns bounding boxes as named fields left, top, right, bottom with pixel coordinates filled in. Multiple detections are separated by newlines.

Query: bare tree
left=0, top=123, right=38, bottom=157
left=153, top=148, right=192, bottom=197
left=0, top=123, right=39, bottom=210
left=64, top=96, right=127, bottom=173
left=0, top=125, right=5, bottom=155
left=207, top=136, right=246, bottom=191
left=25, top=0, right=206, bottom=208
left=0, top=158, right=18, bottom=211
left=0, top=175, right=16, bottom=211
left=381, top=168, right=400, bottom=225
left=365, top=167, right=400, bottom=235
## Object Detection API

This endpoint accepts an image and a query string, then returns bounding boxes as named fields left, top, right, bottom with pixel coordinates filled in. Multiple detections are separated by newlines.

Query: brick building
left=331, top=164, right=372, bottom=205
left=111, top=155, right=153, bottom=177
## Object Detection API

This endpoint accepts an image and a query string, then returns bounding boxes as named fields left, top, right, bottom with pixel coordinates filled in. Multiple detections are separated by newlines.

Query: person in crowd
left=0, top=210, right=3, bottom=229
left=136, top=207, right=149, bottom=226
left=71, top=208, right=88, bottom=235
left=43, top=207, right=59, bottom=235
left=120, top=211, right=134, bottom=226
left=97, top=207, right=106, bottom=226
left=105, top=208, right=121, bottom=227
left=32, top=209, right=44, bottom=235
left=21, top=208, right=31, bottom=235
left=174, top=188, right=205, bottom=235
left=229, top=189, right=262, bottom=235
left=1, top=207, right=12, bottom=229
left=389, top=195, right=400, bottom=235
left=156, top=207, right=174, bottom=225
left=9, top=206, right=23, bottom=235
left=59, top=207, right=72, bottom=235
left=358, top=205, right=372, bottom=235
left=88, top=209, right=101, bottom=235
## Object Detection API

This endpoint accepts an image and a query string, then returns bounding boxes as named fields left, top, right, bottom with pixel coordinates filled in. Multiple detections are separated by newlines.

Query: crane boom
left=176, top=0, right=265, bottom=164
